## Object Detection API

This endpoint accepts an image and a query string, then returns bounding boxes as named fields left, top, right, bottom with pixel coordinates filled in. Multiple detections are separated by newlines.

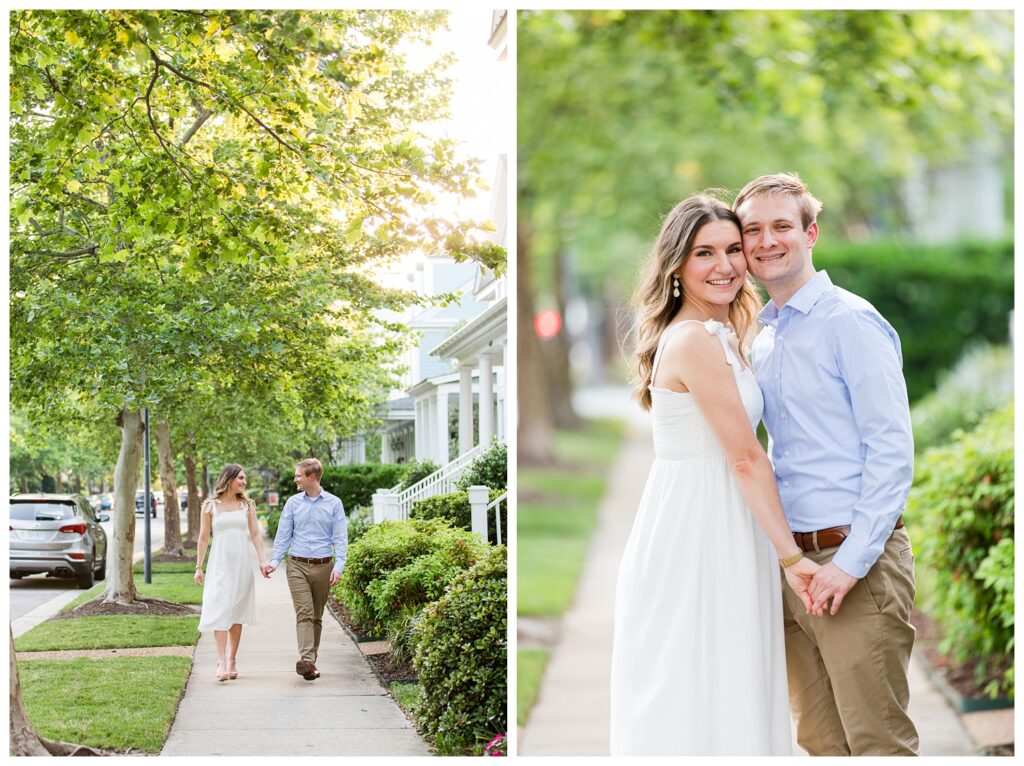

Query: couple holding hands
left=193, top=458, right=348, bottom=683
left=611, top=173, right=918, bottom=756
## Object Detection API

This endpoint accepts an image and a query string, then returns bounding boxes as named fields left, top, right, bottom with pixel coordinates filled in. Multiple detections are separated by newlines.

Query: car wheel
left=76, top=566, right=95, bottom=589
left=10, top=572, right=24, bottom=580
left=95, top=554, right=107, bottom=581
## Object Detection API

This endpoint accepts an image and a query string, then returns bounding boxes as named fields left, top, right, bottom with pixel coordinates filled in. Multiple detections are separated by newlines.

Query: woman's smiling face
left=678, top=219, right=747, bottom=307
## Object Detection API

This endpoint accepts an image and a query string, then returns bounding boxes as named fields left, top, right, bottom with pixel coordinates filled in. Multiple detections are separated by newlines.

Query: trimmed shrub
left=455, top=441, right=507, bottom=492
left=277, top=463, right=407, bottom=512
left=413, top=545, right=507, bottom=755
left=410, top=490, right=507, bottom=544
left=399, top=460, right=441, bottom=491
left=347, top=505, right=374, bottom=545
left=265, top=511, right=282, bottom=539
left=910, top=344, right=1012, bottom=453
left=336, top=519, right=489, bottom=636
left=906, top=404, right=1013, bottom=698
left=815, top=238, right=1013, bottom=403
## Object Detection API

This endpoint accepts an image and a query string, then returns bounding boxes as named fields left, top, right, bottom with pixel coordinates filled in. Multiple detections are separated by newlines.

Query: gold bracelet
left=779, top=551, right=804, bottom=568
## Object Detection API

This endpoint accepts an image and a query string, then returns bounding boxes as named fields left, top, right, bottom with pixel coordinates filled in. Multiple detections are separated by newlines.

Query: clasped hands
left=785, top=559, right=859, bottom=617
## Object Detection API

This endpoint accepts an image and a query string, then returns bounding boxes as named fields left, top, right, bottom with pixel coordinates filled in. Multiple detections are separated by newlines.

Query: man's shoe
left=296, top=660, right=317, bottom=680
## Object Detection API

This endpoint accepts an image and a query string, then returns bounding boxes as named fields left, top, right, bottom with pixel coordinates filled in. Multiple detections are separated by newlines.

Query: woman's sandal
left=216, top=660, right=229, bottom=682
left=227, top=659, right=238, bottom=680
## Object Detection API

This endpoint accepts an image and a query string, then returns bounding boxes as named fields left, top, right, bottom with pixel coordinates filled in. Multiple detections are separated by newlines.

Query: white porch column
left=355, top=434, right=366, bottom=464
left=479, top=354, right=494, bottom=446
left=381, top=431, right=393, bottom=464
left=415, top=399, right=425, bottom=460
left=459, top=364, right=474, bottom=455
left=496, top=340, right=507, bottom=443
left=435, top=389, right=450, bottom=464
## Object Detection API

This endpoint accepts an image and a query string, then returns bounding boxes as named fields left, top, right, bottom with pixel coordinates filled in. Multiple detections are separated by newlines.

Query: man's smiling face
left=736, top=194, right=817, bottom=293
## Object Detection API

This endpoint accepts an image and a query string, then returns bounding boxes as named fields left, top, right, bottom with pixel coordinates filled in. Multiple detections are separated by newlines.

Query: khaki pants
left=286, top=559, right=333, bottom=663
left=782, top=528, right=919, bottom=756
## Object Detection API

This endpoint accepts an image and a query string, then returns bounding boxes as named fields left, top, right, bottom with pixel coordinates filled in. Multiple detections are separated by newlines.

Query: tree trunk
left=102, top=406, right=143, bottom=605
left=545, top=247, right=583, bottom=429
left=517, top=220, right=556, bottom=465
left=183, top=446, right=201, bottom=547
left=202, top=464, right=209, bottom=500
left=10, top=627, right=106, bottom=756
left=155, top=420, right=185, bottom=558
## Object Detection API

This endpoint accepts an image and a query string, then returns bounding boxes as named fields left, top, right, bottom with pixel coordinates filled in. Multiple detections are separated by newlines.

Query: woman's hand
left=783, top=556, right=820, bottom=614
left=194, top=568, right=204, bottom=586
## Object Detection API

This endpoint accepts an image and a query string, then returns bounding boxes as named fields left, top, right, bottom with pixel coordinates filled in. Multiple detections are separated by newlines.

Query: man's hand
left=808, top=562, right=860, bottom=616
left=263, top=564, right=276, bottom=578
left=330, top=571, right=341, bottom=587
left=783, top=557, right=820, bottom=613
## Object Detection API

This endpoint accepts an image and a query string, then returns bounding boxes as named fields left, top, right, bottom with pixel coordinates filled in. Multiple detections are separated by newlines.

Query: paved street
left=10, top=512, right=186, bottom=621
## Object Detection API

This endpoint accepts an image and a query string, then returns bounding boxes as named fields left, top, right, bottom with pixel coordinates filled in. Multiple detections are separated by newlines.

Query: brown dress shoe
left=296, top=659, right=317, bottom=680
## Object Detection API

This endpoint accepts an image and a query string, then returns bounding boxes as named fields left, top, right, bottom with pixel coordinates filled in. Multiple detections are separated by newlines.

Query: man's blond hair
left=733, top=172, right=823, bottom=230
left=296, top=458, right=323, bottom=481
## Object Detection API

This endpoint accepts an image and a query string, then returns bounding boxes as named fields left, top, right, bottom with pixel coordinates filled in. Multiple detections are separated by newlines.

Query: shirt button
left=784, top=450, right=790, bottom=456
left=781, top=412, right=788, bottom=419
left=778, top=336, right=784, bottom=342
left=774, top=374, right=780, bottom=380
left=783, top=481, right=790, bottom=487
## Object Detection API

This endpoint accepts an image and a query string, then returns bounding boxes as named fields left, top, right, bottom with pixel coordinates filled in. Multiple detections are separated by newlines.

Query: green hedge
left=410, top=490, right=507, bottom=544
left=265, top=510, right=282, bottom=539
left=399, top=460, right=441, bottom=491
left=815, top=238, right=1013, bottom=403
left=910, top=344, right=1012, bottom=453
left=347, top=505, right=374, bottom=545
left=413, top=545, right=507, bottom=755
left=276, top=463, right=407, bottom=513
left=906, top=404, right=1013, bottom=698
left=455, top=441, right=507, bottom=492
left=335, top=519, right=489, bottom=636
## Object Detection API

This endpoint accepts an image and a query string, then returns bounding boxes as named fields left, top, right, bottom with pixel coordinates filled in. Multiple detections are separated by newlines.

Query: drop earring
left=672, top=277, right=681, bottom=298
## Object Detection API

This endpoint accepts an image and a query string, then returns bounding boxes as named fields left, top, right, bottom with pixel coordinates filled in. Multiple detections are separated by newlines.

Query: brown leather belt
left=793, top=516, right=904, bottom=553
left=289, top=555, right=332, bottom=565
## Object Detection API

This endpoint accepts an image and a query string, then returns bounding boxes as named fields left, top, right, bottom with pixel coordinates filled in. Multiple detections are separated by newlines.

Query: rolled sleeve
left=331, top=499, right=348, bottom=577
left=830, top=312, right=915, bottom=578
left=270, top=499, right=295, bottom=569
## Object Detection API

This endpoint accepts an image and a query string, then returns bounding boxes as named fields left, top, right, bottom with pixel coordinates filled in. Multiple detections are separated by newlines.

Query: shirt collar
left=758, top=270, right=832, bottom=326
left=303, top=490, right=325, bottom=502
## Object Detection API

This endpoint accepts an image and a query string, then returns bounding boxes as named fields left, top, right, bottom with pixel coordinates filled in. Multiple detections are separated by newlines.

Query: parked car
left=10, top=494, right=109, bottom=589
left=135, top=490, right=158, bottom=517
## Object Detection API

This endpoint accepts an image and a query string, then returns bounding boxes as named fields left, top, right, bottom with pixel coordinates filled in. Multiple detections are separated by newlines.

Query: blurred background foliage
left=517, top=9, right=1013, bottom=461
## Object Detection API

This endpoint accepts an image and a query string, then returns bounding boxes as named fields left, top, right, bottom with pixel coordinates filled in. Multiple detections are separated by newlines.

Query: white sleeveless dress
left=198, top=500, right=259, bottom=632
left=610, top=319, right=791, bottom=755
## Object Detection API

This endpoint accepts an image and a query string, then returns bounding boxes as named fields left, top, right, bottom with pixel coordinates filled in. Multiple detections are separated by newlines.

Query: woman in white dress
left=194, top=464, right=267, bottom=682
left=610, top=194, right=820, bottom=755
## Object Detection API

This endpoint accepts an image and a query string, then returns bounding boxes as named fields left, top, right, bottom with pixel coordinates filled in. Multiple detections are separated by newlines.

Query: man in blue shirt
left=734, top=173, right=918, bottom=755
left=265, top=458, right=348, bottom=681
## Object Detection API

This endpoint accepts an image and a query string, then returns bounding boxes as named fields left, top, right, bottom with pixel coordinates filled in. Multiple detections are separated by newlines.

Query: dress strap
left=700, top=320, right=742, bottom=370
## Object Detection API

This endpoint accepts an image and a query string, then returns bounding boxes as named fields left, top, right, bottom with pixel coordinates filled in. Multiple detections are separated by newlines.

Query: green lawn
left=518, top=418, right=625, bottom=616
left=517, top=649, right=550, bottom=726
left=15, top=615, right=200, bottom=652
left=65, top=572, right=203, bottom=611
left=19, top=656, right=192, bottom=753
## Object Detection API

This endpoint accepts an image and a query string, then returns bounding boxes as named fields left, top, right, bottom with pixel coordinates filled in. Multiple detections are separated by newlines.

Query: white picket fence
left=468, top=486, right=506, bottom=545
left=371, top=444, right=485, bottom=523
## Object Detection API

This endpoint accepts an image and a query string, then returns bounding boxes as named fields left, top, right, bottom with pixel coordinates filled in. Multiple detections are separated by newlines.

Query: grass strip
left=518, top=418, right=625, bottom=617
left=65, top=572, right=204, bottom=611
left=389, top=680, right=422, bottom=718
left=15, top=615, right=200, bottom=652
left=517, top=649, right=550, bottom=726
left=19, top=655, right=191, bottom=754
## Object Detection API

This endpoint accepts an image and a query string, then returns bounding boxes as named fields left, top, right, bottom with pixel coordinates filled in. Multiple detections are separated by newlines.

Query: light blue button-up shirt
left=752, top=270, right=914, bottom=579
left=270, top=489, right=348, bottom=576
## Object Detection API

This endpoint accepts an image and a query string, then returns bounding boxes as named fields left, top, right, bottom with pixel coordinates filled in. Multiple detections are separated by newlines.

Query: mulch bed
left=53, top=597, right=199, bottom=620
left=151, top=553, right=197, bottom=564
left=366, top=652, right=418, bottom=683
left=326, top=596, right=381, bottom=641
left=911, top=609, right=1012, bottom=701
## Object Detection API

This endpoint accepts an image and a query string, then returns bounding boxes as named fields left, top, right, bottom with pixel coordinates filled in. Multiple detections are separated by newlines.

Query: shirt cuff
left=830, top=541, right=871, bottom=580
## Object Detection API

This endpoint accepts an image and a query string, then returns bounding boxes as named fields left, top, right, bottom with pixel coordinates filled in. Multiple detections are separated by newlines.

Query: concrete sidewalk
left=162, top=539, right=430, bottom=756
left=519, top=402, right=979, bottom=756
